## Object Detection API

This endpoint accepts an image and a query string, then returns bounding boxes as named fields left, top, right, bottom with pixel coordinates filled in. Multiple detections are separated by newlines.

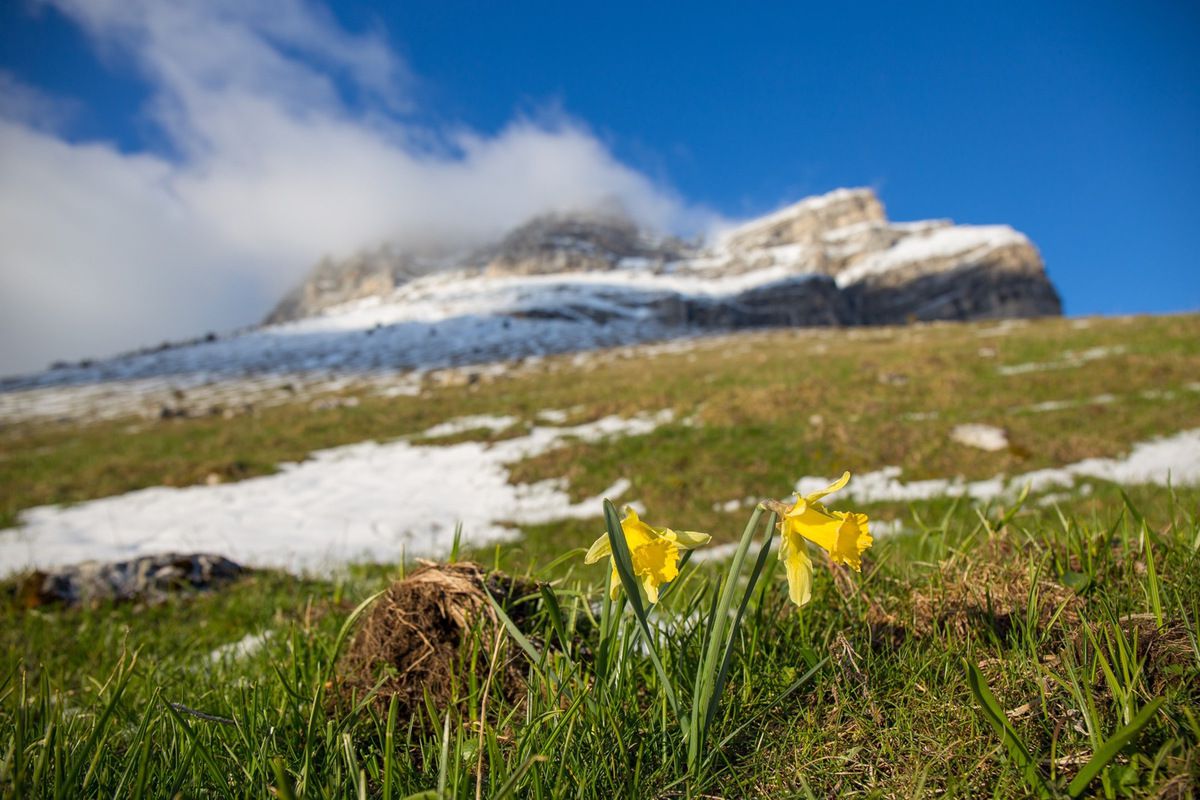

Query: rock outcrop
left=265, top=245, right=426, bottom=325
left=477, top=211, right=685, bottom=276
left=836, top=225, right=1062, bottom=323
left=264, top=188, right=1061, bottom=328
left=17, top=553, right=245, bottom=607
left=720, top=187, right=888, bottom=256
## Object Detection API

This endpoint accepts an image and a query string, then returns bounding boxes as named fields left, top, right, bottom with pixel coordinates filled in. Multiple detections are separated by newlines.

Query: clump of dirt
left=868, top=536, right=1082, bottom=646
left=336, top=561, right=541, bottom=718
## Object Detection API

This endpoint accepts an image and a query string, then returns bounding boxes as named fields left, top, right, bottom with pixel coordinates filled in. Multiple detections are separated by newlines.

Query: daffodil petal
left=670, top=529, right=712, bottom=549
left=584, top=533, right=612, bottom=564
left=621, top=510, right=658, bottom=549
left=608, top=564, right=622, bottom=600
left=804, top=471, right=851, bottom=504
left=784, top=539, right=813, bottom=607
left=785, top=505, right=845, bottom=554
left=642, top=574, right=660, bottom=605
left=585, top=507, right=700, bottom=606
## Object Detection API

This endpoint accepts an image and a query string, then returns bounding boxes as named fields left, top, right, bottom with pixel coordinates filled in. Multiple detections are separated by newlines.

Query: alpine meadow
left=3, top=311, right=1199, bottom=797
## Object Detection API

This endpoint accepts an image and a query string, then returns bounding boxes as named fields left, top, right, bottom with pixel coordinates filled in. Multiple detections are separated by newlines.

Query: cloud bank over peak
left=0, top=0, right=714, bottom=376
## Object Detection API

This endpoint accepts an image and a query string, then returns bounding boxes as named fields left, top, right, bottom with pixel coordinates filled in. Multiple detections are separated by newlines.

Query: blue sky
left=0, top=0, right=1197, bottom=374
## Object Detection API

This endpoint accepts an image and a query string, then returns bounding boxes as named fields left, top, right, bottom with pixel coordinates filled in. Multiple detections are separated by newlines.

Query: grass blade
left=538, top=584, right=570, bottom=652
left=383, top=695, right=398, bottom=800
left=704, top=517, right=775, bottom=738
left=490, top=754, right=548, bottom=799
left=1142, top=523, right=1164, bottom=628
left=964, top=659, right=1050, bottom=797
left=1066, top=697, right=1165, bottom=798
left=270, top=757, right=299, bottom=800
left=437, top=710, right=452, bottom=797
left=689, top=505, right=764, bottom=772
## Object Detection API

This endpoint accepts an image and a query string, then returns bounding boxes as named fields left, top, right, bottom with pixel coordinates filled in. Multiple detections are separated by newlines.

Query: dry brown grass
left=861, top=534, right=1082, bottom=651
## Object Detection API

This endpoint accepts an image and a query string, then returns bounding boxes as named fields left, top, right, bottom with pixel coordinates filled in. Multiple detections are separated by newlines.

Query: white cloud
left=0, top=70, right=79, bottom=131
left=0, top=0, right=713, bottom=376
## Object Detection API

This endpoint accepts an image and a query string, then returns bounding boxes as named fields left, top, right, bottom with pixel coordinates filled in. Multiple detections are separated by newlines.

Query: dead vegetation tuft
left=1068, top=613, right=1198, bottom=696
left=868, top=536, right=1082, bottom=646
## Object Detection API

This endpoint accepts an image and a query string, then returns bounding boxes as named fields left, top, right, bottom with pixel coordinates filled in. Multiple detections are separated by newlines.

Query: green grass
left=2, top=313, right=1199, bottom=797
left=2, top=493, right=1197, bottom=797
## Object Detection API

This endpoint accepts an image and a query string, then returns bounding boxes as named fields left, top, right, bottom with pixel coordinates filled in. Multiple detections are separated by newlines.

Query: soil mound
left=337, top=561, right=540, bottom=718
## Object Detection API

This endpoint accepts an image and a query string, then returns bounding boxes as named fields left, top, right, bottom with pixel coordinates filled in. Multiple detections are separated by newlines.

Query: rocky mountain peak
left=474, top=210, right=684, bottom=276
left=719, top=187, right=886, bottom=252
left=264, top=244, right=423, bottom=326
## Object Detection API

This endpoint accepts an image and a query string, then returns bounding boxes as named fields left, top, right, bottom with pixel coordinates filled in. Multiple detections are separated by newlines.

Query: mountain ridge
left=266, top=187, right=1061, bottom=327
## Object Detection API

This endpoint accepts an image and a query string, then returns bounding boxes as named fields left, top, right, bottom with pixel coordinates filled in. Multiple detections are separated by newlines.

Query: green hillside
left=2, top=312, right=1198, bottom=797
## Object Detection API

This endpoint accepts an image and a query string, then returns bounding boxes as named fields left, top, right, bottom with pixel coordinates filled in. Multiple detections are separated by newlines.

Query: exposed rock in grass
left=336, top=561, right=541, bottom=718
left=15, top=552, right=245, bottom=608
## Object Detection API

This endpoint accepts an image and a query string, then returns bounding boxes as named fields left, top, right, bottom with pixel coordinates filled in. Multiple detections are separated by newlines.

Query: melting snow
left=0, top=411, right=672, bottom=576
left=419, top=414, right=520, bottom=438
left=997, top=346, right=1126, bottom=376
left=950, top=424, right=1009, bottom=452
left=209, top=631, right=273, bottom=663
left=689, top=539, right=776, bottom=564
left=795, top=428, right=1200, bottom=505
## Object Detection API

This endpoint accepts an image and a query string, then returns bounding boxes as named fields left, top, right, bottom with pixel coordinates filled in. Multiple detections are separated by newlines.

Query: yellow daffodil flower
left=584, top=507, right=710, bottom=604
left=778, top=471, right=872, bottom=607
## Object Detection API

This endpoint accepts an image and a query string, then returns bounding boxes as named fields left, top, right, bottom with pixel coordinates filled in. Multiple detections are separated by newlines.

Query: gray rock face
left=265, top=188, right=1061, bottom=329
left=477, top=211, right=684, bottom=276
left=17, top=553, right=245, bottom=607
left=505, top=274, right=847, bottom=329
left=265, top=245, right=426, bottom=325
left=843, top=244, right=1063, bottom=324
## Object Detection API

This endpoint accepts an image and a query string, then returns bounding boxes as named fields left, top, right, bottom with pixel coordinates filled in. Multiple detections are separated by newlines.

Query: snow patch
left=1017, top=393, right=1121, bottom=414
left=836, top=225, right=1028, bottom=287
left=795, top=428, right=1200, bottom=505
left=0, top=411, right=674, bottom=576
left=950, top=424, right=1009, bottom=452
left=716, top=188, right=871, bottom=247
left=689, top=539, right=776, bottom=564
left=711, top=497, right=757, bottom=513
left=998, top=346, right=1126, bottom=376
left=210, top=631, right=273, bottom=663
left=419, top=414, right=520, bottom=438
